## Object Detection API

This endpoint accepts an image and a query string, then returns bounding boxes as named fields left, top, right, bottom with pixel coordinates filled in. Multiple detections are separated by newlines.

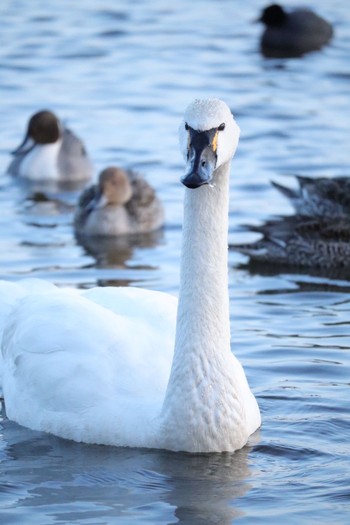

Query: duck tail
left=270, top=180, right=298, bottom=200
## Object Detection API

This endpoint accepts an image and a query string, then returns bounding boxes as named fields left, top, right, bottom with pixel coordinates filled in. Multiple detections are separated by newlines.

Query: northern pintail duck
left=272, top=176, right=350, bottom=218
left=8, top=110, right=93, bottom=182
left=74, top=166, right=164, bottom=236
left=258, top=4, right=333, bottom=58
left=233, top=215, right=350, bottom=269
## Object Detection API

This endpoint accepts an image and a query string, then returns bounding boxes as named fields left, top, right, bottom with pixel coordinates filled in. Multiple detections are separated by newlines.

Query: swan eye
left=218, top=123, right=225, bottom=131
left=185, top=122, right=189, bottom=130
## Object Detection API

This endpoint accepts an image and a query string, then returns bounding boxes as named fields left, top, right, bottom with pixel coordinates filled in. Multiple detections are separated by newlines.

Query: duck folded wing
left=126, top=170, right=164, bottom=232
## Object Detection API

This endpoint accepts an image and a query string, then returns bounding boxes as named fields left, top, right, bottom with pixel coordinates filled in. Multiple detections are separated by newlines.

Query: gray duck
left=233, top=215, right=350, bottom=269
left=272, top=176, right=350, bottom=219
left=74, top=166, right=164, bottom=237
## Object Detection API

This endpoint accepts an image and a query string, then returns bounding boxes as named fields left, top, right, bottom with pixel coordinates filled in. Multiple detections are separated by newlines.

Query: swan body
left=272, top=176, right=350, bottom=219
left=8, top=110, right=93, bottom=182
left=74, top=167, right=164, bottom=236
left=1, top=99, right=260, bottom=452
left=259, top=4, right=333, bottom=58
left=2, top=282, right=177, bottom=447
left=233, top=215, right=350, bottom=269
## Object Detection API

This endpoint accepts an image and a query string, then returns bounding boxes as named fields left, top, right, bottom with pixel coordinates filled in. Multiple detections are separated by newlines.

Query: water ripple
left=0, top=0, right=349, bottom=523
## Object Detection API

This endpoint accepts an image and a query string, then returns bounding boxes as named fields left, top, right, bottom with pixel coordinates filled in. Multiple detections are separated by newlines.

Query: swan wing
left=1, top=283, right=177, bottom=446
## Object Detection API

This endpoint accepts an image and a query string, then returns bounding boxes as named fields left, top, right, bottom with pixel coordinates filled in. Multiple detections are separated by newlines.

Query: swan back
left=2, top=283, right=177, bottom=447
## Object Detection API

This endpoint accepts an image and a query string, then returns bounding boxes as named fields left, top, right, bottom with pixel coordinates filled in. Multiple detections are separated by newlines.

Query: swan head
left=179, top=99, right=240, bottom=189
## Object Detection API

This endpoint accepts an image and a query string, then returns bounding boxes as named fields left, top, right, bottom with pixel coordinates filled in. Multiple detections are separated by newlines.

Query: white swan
left=0, top=99, right=261, bottom=453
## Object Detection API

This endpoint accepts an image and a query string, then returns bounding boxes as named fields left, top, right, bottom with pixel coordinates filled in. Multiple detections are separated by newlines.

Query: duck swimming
left=8, top=110, right=93, bottom=182
left=272, top=176, right=350, bottom=219
left=0, top=99, right=261, bottom=453
left=74, top=166, right=164, bottom=237
left=258, top=4, right=333, bottom=58
left=233, top=215, right=350, bottom=269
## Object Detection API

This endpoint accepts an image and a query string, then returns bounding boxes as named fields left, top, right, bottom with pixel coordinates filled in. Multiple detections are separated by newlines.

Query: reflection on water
left=76, top=229, right=164, bottom=268
left=0, top=0, right=350, bottom=523
left=1, top=403, right=252, bottom=525
left=238, top=260, right=350, bottom=290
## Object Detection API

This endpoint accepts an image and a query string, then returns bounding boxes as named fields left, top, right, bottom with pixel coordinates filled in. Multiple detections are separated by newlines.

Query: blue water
left=0, top=0, right=350, bottom=523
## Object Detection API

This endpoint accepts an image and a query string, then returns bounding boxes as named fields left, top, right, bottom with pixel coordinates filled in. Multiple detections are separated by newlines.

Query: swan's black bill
left=182, top=172, right=209, bottom=189
left=182, top=127, right=219, bottom=189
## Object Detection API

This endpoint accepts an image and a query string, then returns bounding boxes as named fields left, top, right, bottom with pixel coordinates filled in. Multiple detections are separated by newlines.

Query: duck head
left=259, top=4, right=287, bottom=27
left=91, top=167, right=133, bottom=211
left=12, top=110, right=61, bottom=156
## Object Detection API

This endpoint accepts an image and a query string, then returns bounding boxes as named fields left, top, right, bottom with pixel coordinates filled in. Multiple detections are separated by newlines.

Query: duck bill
left=94, top=192, right=108, bottom=209
left=11, top=132, right=35, bottom=156
left=181, top=137, right=217, bottom=189
left=85, top=188, right=108, bottom=216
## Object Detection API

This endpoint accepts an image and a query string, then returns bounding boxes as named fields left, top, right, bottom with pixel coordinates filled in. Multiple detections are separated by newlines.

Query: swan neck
left=176, top=160, right=231, bottom=358
left=158, top=160, right=258, bottom=452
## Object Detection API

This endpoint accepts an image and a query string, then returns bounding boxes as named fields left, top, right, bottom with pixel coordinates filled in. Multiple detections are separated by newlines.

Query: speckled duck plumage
left=272, top=176, right=350, bottom=219
left=74, top=167, right=164, bottom=237
left=233, top=215, right=350, bottom=269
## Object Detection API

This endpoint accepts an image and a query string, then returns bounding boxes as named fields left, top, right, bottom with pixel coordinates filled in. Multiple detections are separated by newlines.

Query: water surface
left=0, top=0, right=349, bottom=523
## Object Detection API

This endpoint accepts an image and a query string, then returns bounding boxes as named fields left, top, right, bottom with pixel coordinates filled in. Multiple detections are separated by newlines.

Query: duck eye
left=218, top=123, right=225, bottom=131
left=185, top=122, right=189, bottom=130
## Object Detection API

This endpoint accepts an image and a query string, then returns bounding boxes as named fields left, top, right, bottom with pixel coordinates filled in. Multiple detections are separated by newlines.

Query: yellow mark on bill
left=212, top=130, right=219, bottom=153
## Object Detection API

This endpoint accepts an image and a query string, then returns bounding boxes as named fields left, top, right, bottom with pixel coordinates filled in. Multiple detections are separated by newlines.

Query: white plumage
left=2, top=283, right=177, bottom=447
left=0, top=99, right=260, bottom=452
